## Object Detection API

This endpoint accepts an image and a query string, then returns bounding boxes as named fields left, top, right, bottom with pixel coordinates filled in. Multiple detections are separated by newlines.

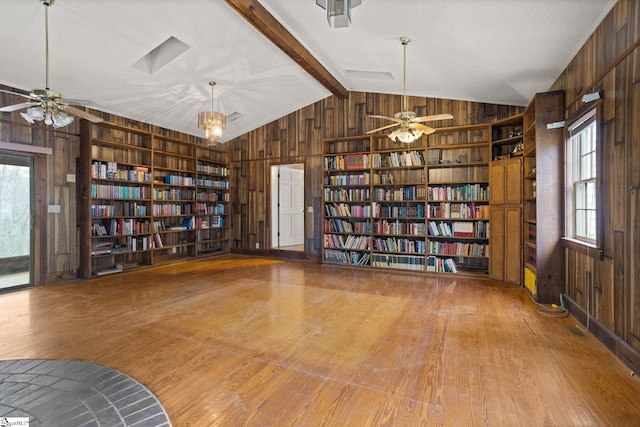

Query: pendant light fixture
left=316, top=0, right=362, bottom=28
left=198, top=81, right=226, bottom=146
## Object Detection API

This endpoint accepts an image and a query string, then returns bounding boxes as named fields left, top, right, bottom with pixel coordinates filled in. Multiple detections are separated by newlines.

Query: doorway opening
left=0, top=153, right=33, bottom=291
left=271, top=163, right=304, bottom=251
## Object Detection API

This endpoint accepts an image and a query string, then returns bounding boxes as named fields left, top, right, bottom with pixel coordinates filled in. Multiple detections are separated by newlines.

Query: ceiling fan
left=367, top=36, right=452, bottom=143
left=0, top=0, right=102, bottom=128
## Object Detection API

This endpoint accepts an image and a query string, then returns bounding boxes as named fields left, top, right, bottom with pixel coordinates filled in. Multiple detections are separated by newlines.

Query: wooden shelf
left=79, top=120, right=230, bottom=279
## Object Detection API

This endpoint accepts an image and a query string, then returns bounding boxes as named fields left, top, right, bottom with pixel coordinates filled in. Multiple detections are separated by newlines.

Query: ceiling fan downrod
left=401, top=36, right=410, bottom=113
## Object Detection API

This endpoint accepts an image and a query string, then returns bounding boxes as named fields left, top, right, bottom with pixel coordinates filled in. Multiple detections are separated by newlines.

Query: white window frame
left=565, top=108, right=598, bottom=244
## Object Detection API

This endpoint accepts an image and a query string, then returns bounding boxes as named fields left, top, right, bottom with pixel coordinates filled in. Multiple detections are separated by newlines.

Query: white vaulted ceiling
left=0, top=0, right=616, bottom=142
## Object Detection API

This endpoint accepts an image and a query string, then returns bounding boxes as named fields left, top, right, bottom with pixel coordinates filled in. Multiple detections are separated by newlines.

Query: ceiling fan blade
left=0, top=102, right=37, bottom=113
left=63, top=105, right=104, bottom=123
left=0, top=88, right=37, bottom=101
left=411, top=113, right=454, bottom=123
left=369, top=114, right=402, bottom=123
left=366, top=122, right=401, bottom=134
left=409, top=123, right=436, bottom=135
left=60, top=98, right=100, bottom=108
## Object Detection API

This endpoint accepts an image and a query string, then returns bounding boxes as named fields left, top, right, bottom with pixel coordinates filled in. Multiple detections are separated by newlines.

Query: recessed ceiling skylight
left=133, top=36, right=190, bottom=75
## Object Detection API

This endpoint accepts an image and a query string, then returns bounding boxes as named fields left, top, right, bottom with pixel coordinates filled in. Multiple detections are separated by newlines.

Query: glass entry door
left=0, top=153, right=32, bottom=291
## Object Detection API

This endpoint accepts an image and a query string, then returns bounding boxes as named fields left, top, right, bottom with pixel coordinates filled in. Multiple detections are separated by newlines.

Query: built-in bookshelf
left=323, top=136, right=373, bottom=267
left=322, top=127, right=492, bottom=276
left=489, top=114, right=523, bottom=285
left=195, top=145, right=230, bottom=256
left=79, top=121, right=230, bottom=278
left=151, top=135, right=198, bottom=265
left=522, top=91, right=564, bottom=303
left=87, top=125, right=154, bottom=276
left=425, top=123, right=491, bottom=274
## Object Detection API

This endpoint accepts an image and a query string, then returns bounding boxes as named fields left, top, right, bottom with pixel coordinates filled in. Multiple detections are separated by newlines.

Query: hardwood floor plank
left=0, top=255, right=639, bottom=426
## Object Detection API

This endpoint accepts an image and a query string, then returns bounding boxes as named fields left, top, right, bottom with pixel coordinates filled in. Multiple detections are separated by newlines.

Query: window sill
left=561, top=236, right=602, bottom=257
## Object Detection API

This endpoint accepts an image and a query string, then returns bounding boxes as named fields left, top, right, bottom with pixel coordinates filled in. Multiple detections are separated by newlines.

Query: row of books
left=371, top=253, right=424, bottom=271
left=198, top=216, right=224, bottom=229
left=372, top=151, right=425, bottom=168
left=152, top=203, right=193, bottom=216
left=372, top=169, right=424, bottom=185
left=91, top=202, right=148, bottom=218
left=324, top=234, right=370, bottom=250
left=324, top=188, right=370, bottom=202
left=428, top=202, right=489, bottom=219
left=197, top=178, right=229, bottom=189
left=323, top=218, right=370, bottom=234
left=373, top=203, right=425, bottom=218
left=428, top=221, right=488, bottom=238
left=92, top=162, right=151, bottom=183
left=373, top=237, right=426, bottom=254
left=528, top=224, right=537, bottom=243
left=325, top=203, right=371, bottom=218
left=91, top=235, right=154, bottom=255
left=197, top=191, right=229, bottom=202
left=426, top=256, right=458, bottom=273
left=196, top=203, right=226, bottom=215
left=92, top=218, right=151, bottom=236
left=91, top=183, right=150, bottom=200
left=372, top=186, right=425, bottom=201
left=324, top=249, right=370, bottom=266
left=373, top=220, right=426, bottom=236
left=428, top=241, right=489, bottom=257
left=197, top=164, right=229, bottom=176
left=153, top=188, right=196, bottom=201
left=158, top=175, right=196, bottom=186
left=324, top=154, right=370, bottom=171
left=325, top=172, right=370, bottom=186
left=428, top=184, right=489, bottom=201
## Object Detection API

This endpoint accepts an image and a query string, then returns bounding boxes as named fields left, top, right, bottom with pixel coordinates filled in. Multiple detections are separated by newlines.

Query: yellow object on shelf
left=524, top=267, right=536, bottom=295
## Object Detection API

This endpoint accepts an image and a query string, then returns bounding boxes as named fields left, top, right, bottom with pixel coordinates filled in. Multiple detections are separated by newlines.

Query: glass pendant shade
left=198, top=111, right=226, bottom=145
left=389, top=127, right=423, bottom=143
left=198, top=81, right=226, bottom=145
left=20, top=105, right=74, bottom=128
left=316, top=0, right=362, bottom=28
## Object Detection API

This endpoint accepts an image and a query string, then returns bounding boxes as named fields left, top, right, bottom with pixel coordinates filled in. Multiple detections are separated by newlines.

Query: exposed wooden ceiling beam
left=224, top=0, right=348, bottom=99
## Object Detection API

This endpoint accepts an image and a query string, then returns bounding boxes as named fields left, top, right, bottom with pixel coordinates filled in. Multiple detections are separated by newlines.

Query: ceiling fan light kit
left=198, top=81, right=227, bottom=146
left=367, top=36, right=453, bottom=143
left=0, top=0, right=102, bottom=128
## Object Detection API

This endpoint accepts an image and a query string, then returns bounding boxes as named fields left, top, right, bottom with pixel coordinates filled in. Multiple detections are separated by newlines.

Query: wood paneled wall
left=225, top=91, right=522, bottom=256
left=0, top=87, right=214, bottom=284
left=550, top=0, right=640, bottom=355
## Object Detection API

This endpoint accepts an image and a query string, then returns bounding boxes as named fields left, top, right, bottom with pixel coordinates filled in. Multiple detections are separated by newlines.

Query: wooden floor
left=0, top=255, right=639, bottom=426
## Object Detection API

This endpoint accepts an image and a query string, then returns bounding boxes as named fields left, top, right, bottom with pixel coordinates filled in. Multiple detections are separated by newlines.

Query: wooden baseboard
left=563, top=294, right=640, bottom=374
left=231, top=248, right=320, bottom=263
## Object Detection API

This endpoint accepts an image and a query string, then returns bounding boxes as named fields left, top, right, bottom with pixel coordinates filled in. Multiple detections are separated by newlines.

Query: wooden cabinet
left=522, top=91, right=565, bottom=303
left=78, top=121, right=230, bottom=278
left=490, top=205, right=522, bottom=284
left=489, top=115, right=524, bottom=285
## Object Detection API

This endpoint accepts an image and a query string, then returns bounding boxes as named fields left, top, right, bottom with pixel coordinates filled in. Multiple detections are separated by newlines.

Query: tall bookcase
left=195, top=145, right=230, bottom=256
left=489, top=114, right=524, bottom=285
left=522, top=91, right=565, bottom=303
left=151, top=135, right=198, bottom=264
left=322, top=123, right=492, bottom=276
left=78, top=121, right=230, bottom=278
left=426, top=123, right=491, bottom=274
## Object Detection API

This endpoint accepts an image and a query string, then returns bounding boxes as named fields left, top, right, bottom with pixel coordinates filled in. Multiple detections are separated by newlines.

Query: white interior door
left=278, top=166, right=304, bottom=247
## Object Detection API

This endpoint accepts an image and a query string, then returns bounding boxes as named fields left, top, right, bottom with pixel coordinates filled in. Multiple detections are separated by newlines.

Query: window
left=566, top=109, right=598, bottom=243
